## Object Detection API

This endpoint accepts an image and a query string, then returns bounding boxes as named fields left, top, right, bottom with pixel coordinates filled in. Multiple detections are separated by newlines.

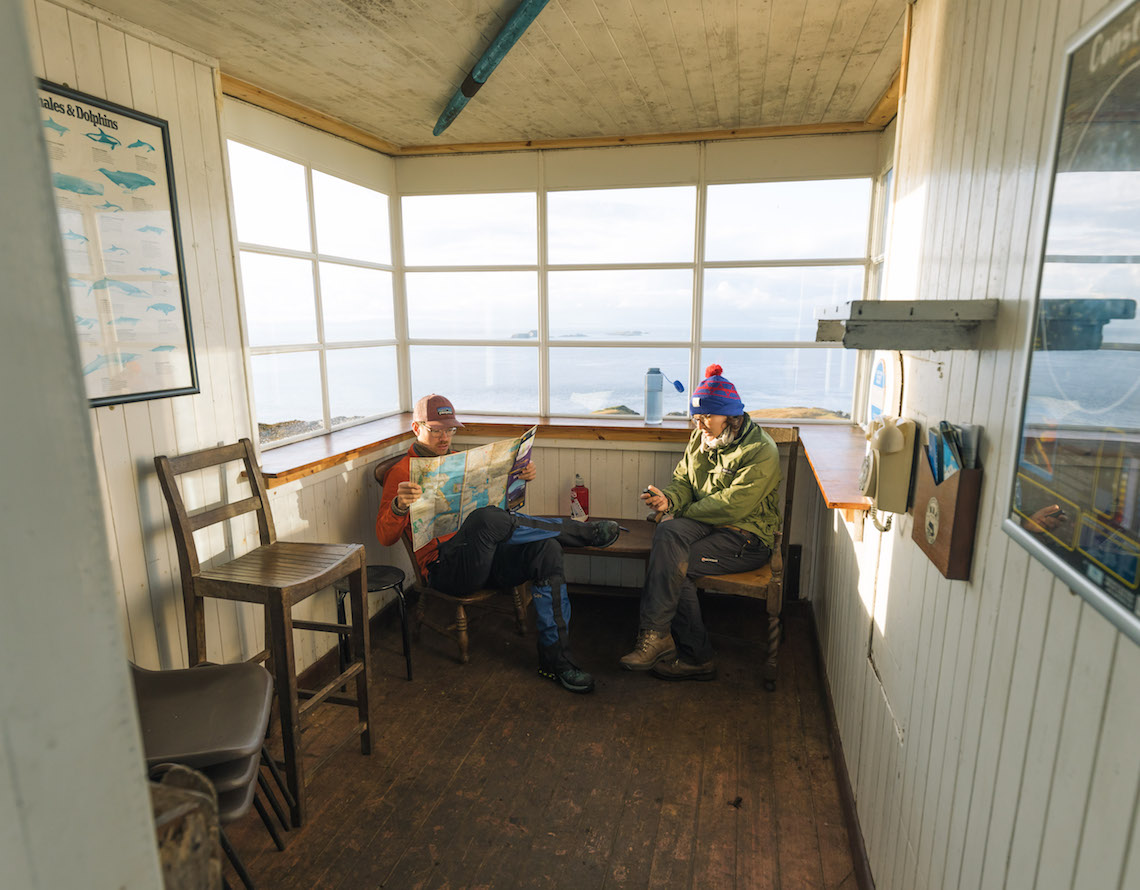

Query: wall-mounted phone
left=859, top=416, right=918, bottom=516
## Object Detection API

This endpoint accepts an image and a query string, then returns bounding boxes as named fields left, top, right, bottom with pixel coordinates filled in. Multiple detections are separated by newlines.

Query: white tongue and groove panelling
left=811, top=1, right=1140, bottom=889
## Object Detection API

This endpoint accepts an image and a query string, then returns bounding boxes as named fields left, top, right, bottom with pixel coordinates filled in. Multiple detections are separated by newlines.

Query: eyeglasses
left=422, top=425, right=454, bottom=437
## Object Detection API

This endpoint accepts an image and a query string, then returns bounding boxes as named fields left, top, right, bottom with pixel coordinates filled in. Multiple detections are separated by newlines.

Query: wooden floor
left=229, top=594, right=856, bottom=889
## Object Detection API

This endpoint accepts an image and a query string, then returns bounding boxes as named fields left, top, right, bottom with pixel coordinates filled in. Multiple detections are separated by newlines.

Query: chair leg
left=510, top=585, right=527, bottom=636
left=266, top=596, right=305, bottom=827
left=219, top=826, right=256, bottom=890
left=413, top=593, right=426, bottom=642
left=260, top=744, right=295, bottom=812
left=454, top=603, right=470, bottom=664
left=348, top=563, right=372, bottom=755
left=253, top=790, right=286, bottom=852
left=256, top=771, right=290, bottom=841
left=763, top=614, right=780, bottom=692
left=335, top=589, right=352, bottom=674
left=395, top=584, right=413, bottom=681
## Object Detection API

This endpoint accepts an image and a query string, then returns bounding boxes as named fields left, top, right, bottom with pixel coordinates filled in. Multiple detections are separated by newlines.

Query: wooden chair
left=693, top=425, right=799, bottom=690
left=155, top=438, right=371, bottom=827
left=374, top=455, right=529, bottom=664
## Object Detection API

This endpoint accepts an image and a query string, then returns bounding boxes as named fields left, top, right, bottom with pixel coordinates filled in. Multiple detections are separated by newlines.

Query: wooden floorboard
left=227, top=594, right=857, bottom=889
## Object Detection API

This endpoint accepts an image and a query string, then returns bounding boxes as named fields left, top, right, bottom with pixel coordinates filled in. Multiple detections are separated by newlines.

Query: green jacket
left=661, top=417, right=782, bottom=547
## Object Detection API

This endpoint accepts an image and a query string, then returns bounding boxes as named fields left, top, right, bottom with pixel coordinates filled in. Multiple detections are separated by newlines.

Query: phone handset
left=861, top=416, right=918, bottom=526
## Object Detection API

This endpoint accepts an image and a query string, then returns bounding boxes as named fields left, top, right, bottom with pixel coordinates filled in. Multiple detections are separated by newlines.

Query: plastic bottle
left=644, top=367, right=664, bottom=425
left=570, top=474, right=589, bottom=521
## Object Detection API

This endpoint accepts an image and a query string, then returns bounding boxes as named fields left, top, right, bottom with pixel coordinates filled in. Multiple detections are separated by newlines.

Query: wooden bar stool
left=155, top=438, right=372, bottom=827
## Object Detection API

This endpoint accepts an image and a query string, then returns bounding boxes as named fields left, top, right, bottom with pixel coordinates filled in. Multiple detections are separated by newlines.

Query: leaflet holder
left=911, top=454, right=983, bottom=580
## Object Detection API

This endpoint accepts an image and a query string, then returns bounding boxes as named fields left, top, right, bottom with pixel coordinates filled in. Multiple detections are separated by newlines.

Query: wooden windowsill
left=259, top=413, right=701, bottom=487
left=259, top=414, right=873, bottom=516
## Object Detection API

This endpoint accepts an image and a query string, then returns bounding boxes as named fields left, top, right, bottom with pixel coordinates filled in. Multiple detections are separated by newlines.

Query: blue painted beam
left=433, top=0, right=552, bottom=137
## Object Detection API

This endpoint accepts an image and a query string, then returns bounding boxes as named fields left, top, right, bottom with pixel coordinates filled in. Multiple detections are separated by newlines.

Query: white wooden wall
left=3, top=0, right=161, bottom=882
left=811, top=2, right=1140, bottom=889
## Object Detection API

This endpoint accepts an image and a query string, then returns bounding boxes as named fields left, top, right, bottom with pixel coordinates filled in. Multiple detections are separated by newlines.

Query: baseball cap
left=413, top=394, right=464, bottom=429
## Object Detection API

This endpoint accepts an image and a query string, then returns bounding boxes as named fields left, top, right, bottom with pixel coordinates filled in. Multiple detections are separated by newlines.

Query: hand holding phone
left=641, top=485, right=668, bottom=513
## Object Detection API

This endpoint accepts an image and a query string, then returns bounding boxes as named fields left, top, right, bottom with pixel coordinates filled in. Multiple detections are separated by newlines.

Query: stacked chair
left=131, top=661, right=292, bottom=889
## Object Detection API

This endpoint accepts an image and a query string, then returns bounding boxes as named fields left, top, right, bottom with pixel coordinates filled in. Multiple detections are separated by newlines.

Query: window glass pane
left=320, top=263, right=394, bottom=342
left=405, top=271, right=537, bottom=339
left=549, top=270, right=692, bottom=341
left=410, top=346, right=537, bottom=413
left=227, top=141, right=310, bottom=251
left=312, top=171, right=391, bottom=263
left=702, top=266, right=863, bottom=341
left=327, top=346, right=398, bottom=423
left=549, top=347, right=690, bottom=417
left=401, top=193, right=536, bottom=265
left=547, top=186, right=696, bottom=263
left=251, top=351, right=324, bottom=444
left=699, top=347, right=855, bottom=420
left=239, top=251, right=317, bottom=346
left=705, top=179, right=872, bottom=260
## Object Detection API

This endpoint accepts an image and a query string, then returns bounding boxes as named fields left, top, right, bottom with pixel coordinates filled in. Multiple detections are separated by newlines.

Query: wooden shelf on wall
left=815, top=300, right=999, bottom=350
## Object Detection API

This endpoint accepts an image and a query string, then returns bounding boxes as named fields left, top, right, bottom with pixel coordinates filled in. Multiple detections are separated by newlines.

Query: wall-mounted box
left=816, top=300, right=999, bottom=350
left=912, top=455, right=983, bottom=580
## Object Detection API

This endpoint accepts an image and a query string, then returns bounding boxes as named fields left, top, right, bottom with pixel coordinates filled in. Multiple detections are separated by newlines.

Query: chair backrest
left=155, top=438, right=275, bottom=579
left=374, top=453, right=427, bottom=585
left=760, top=425, right=799, bottom=565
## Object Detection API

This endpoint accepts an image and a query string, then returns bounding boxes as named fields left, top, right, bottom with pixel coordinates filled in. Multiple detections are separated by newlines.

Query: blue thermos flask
left=644, top=367, right=664, bottom=425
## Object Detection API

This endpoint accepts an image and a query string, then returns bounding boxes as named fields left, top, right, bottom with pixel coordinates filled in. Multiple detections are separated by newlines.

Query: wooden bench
left=561, top=426, right=799, bottom=690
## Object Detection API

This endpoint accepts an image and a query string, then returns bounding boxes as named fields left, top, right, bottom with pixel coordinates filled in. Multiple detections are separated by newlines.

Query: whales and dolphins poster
left=37, top=81, right=197, bottom=406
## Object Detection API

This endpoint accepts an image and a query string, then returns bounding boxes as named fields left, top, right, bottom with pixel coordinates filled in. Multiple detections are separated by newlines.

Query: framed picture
left=38, top=80, right=198, bottom=407
left=1003, top=0, right=1140, bottom=646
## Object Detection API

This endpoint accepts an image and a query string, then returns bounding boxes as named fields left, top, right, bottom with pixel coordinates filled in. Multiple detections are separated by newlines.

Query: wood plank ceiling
left=76, top=0, right=908, bottom=154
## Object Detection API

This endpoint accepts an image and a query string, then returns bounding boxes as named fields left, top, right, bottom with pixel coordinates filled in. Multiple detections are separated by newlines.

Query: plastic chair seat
left=133, top=663, right=273, bottom=769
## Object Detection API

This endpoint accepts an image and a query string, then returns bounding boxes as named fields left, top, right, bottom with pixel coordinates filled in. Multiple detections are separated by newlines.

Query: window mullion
left=537, top=154, right=549, bottom=417
left=306, top=166, right=332, bottom=433
left=693, top=142, right=708, bottom=391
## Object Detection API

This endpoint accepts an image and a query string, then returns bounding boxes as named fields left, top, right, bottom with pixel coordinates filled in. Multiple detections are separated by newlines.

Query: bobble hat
left=690, top=364, right=744, bottom=416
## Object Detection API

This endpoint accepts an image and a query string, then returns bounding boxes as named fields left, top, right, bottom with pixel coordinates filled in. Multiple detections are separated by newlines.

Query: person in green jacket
left=620, top=365, right=781, bottom=680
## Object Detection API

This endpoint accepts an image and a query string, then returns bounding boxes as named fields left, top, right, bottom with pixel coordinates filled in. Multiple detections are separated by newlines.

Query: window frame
left=226, top=137, right=398, bottom=449
left=223, top=120, right=891, bottom=445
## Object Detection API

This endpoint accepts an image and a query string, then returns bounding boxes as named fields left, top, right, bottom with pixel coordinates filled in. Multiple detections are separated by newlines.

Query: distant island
left=510, top=330, right=650, bottom=339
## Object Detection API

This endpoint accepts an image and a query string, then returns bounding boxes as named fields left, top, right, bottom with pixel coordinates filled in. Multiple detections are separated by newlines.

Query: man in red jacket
left=377, top=394, right=618, bottom=694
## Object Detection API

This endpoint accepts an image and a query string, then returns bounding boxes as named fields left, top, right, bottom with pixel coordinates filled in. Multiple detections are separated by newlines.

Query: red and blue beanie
left=690, top=364, right=744, bottom=416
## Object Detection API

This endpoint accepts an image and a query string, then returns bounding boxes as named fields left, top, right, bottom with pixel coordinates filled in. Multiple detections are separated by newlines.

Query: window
left=546, top=186, right=696, bottom=419
left=225, top=133, right=882, bottom=441
left=702, top=178, right=872, bottom=420
left=228, top=141, right=396, bottom=446
left=401, top=192, right=539, bottom=413
left=870, top=167, right=894, bottom=300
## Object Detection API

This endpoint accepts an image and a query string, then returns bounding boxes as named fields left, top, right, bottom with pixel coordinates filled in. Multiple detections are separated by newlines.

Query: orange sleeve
left=376, top=450, right=412, bottom=547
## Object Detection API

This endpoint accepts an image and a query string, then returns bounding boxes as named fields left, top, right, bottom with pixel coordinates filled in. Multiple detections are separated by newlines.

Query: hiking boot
left=588, top=520, right=620, bottom=547
left=619, top=629, right=677, bottom=671
left=538, top=640, right=595, bottom=694
left=650, top=657, right=717, bottom=681
left=554, top=518, right=620, bottom=549
left=538, top=662, right=595, bottom=694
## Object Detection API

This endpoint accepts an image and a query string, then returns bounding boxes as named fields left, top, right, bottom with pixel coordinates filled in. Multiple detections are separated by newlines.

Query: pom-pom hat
left=690, top=364, right=744, bottom=416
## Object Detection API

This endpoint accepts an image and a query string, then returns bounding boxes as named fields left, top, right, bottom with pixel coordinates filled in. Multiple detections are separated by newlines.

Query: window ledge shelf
left=259, top=414, right=700, bottom=488
left=258, top=414, right=869, bottom=518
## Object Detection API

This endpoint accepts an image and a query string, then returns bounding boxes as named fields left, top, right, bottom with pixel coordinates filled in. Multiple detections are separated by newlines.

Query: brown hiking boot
left=650, top=657, right=716, bottom=681
left=620, top=629, right=677, bottom=671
